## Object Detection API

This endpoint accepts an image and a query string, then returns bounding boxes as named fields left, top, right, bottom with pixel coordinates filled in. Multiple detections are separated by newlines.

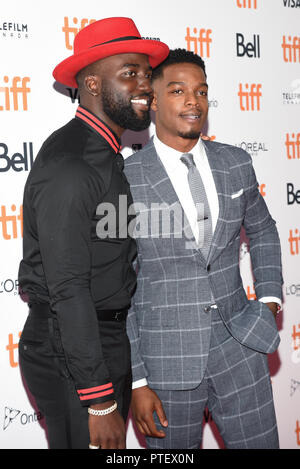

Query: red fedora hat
left=53, top=17, right=169, bottom=88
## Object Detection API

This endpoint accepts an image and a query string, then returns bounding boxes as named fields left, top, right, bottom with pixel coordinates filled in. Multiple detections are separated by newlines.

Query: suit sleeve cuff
left=132, top=378, right=148, bottom=389
left=259, top=296, right=281, bottom=308
left=77, top=382, right=114, bottom=406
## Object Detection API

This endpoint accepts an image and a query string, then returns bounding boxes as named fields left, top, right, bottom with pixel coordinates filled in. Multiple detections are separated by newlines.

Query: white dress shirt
left=132, top=134, right=280, bottom=389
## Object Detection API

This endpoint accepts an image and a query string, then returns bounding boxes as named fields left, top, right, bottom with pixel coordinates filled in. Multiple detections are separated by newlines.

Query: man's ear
left=84, top=74, right=101, bottom=97
left=151, top=92, right=158, bottom=112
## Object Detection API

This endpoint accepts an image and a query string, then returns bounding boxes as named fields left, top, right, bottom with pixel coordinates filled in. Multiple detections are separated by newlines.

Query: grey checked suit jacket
left=124, top=138, right=283, bottom=391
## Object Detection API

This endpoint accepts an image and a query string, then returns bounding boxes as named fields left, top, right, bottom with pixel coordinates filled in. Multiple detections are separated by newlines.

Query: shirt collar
left=153, top=132, right=205, bottom=172
left=75, top=105, right=121, bottom=154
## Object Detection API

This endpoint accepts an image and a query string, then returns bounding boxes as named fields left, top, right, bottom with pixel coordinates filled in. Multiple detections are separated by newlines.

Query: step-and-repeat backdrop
left=1, top=0, right=299, bottom=449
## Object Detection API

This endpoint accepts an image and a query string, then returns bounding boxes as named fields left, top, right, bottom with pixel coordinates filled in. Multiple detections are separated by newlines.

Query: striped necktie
left=180, top=152, right=212, bottom=258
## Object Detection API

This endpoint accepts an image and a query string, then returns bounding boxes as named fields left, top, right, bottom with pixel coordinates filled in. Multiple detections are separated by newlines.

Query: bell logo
left=62, top=17, right=96, bottom=50
left=0, top=205, right=23, bottom=240
left=285, top=133, right=300, bottom=159
left=238, top=83, right=262, bottom=111
left=289, top=229, right=300, bottom=255
left=282, top=36, right=300, bottom=62
left=0, top=76, right=30, bottom=111
left=237, top=0, right=257, bottom=8
left=287, top=183, right=300, bottom=204
left=236, top=33, right=260, bottom=58
left=0, top=142, right=34, bottom=172
left=185, top=27, right=212, bottom=57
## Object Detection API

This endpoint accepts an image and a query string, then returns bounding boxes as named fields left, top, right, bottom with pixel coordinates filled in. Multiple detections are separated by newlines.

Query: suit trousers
left=18, top=305, right=132, bottom=449
left=146, top=307, right=279, bottom=449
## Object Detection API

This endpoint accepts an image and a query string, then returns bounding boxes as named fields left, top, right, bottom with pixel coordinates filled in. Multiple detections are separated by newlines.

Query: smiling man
left=124, top=48, right=283, bottom=449
left=17, top=17, right=168, bottom=449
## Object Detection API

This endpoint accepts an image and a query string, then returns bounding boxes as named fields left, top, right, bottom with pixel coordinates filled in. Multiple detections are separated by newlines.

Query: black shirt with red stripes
left=18, top=105, right=137, bottom=406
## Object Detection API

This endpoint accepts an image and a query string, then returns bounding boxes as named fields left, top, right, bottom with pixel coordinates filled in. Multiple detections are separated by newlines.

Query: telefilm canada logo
left=283, top=79, right=300, bottom=105
left=0, top=21, right=28, bottom=39
left=3, top=406, right=43, bottom=431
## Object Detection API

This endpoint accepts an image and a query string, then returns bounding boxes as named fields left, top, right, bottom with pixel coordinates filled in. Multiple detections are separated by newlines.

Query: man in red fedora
left=18, top=17, right=168, bottom=449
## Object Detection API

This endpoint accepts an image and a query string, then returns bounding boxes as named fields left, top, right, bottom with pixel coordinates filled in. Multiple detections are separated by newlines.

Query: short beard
left=101, top=80, right=151, bottom=132
left=177, top=130, right=201, bottom=140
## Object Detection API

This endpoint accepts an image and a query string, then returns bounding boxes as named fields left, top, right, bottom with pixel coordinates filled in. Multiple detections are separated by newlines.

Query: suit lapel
left=142, top=139, right=177, bottom=207
left=202, top=140, right=230, bottom=264
left=142, top=139, right=206, bottom=262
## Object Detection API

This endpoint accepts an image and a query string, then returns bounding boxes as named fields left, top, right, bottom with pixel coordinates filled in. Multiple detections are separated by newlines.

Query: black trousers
left=18, top=305, right=132, bottom=449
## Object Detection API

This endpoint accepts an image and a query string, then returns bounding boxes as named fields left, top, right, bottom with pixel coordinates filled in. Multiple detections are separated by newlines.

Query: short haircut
left=152, top=48, right=206, bottom=82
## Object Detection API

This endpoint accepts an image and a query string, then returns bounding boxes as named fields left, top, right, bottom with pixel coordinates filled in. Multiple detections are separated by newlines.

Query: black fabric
left=91, top=36, right=141, bottom=47
left=18, top=116, right=136, bottom=401
left=19, top=305, right=132, bottom=449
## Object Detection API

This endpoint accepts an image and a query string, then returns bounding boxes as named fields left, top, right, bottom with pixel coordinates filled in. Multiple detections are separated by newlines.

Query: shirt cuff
left=132, top=378, right=148, bottom=389
left=259, top=297, right=282, bottom=308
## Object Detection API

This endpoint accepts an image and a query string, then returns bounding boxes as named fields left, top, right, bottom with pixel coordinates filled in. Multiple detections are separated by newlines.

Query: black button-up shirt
left=18, top=105, right=137, bottom=405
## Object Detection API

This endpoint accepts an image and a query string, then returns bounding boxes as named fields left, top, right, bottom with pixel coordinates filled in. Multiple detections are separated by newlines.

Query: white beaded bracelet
left=88, top=400, right=117, bottom=416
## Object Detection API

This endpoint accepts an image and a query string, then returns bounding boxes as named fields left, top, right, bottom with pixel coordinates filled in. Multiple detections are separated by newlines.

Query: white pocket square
left=231, top=189, right=244, bottom=199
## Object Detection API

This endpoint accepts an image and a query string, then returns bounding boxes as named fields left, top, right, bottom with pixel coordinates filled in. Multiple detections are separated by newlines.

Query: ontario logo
left=3, top=406, right=43, bottom=430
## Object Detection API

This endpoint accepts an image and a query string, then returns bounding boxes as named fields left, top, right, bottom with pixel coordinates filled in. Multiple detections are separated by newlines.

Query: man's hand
left=88, top=400, right=126, bottom=449
left=131, top=386, right=168, bottom=438
left=266, top=302, right=280, bottom=320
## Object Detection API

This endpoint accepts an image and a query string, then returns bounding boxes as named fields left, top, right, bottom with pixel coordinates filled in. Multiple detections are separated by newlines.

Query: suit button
left=204, top=306, right=211, bottom=313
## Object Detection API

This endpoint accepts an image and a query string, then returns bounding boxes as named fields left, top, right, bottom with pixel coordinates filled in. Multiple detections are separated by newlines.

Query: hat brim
left=53, top=39, right=169, bottom=88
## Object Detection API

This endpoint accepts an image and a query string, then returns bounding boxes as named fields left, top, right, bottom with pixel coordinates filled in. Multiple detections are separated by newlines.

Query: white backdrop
left=1, top=0, right=299, bottom=449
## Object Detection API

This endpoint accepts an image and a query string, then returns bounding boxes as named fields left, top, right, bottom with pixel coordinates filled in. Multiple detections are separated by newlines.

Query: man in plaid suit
left=124, top=49, right=283, bottom=449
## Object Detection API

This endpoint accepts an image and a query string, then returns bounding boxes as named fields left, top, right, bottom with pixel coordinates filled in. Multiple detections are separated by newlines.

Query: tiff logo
left=0, top=76, right=30, bottom=111
left=238, top=83, right=262, bottom=110
left=236, top=33, right=260, bottom=58
left=289, top=229, right=300, bottom=255
left=0, top=205, right=23, bottom=240
left=296, top=421, right=300, bottom=446
left=259, top=184, right=266, bottom=197
left=62, top=17, right=96, bottom=50
left=6, top=332, right=21, bottom=368
left=185, top=27, right=212, bottom=57
left=282, top=36, right=300, bottom=62
left=246, top=285, right=257, bottom=301
left=292, top=324, right=300, bottom=350
left=285, top=133, right=300, bottom=159
left=237, top=0, right=257, bottom=7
